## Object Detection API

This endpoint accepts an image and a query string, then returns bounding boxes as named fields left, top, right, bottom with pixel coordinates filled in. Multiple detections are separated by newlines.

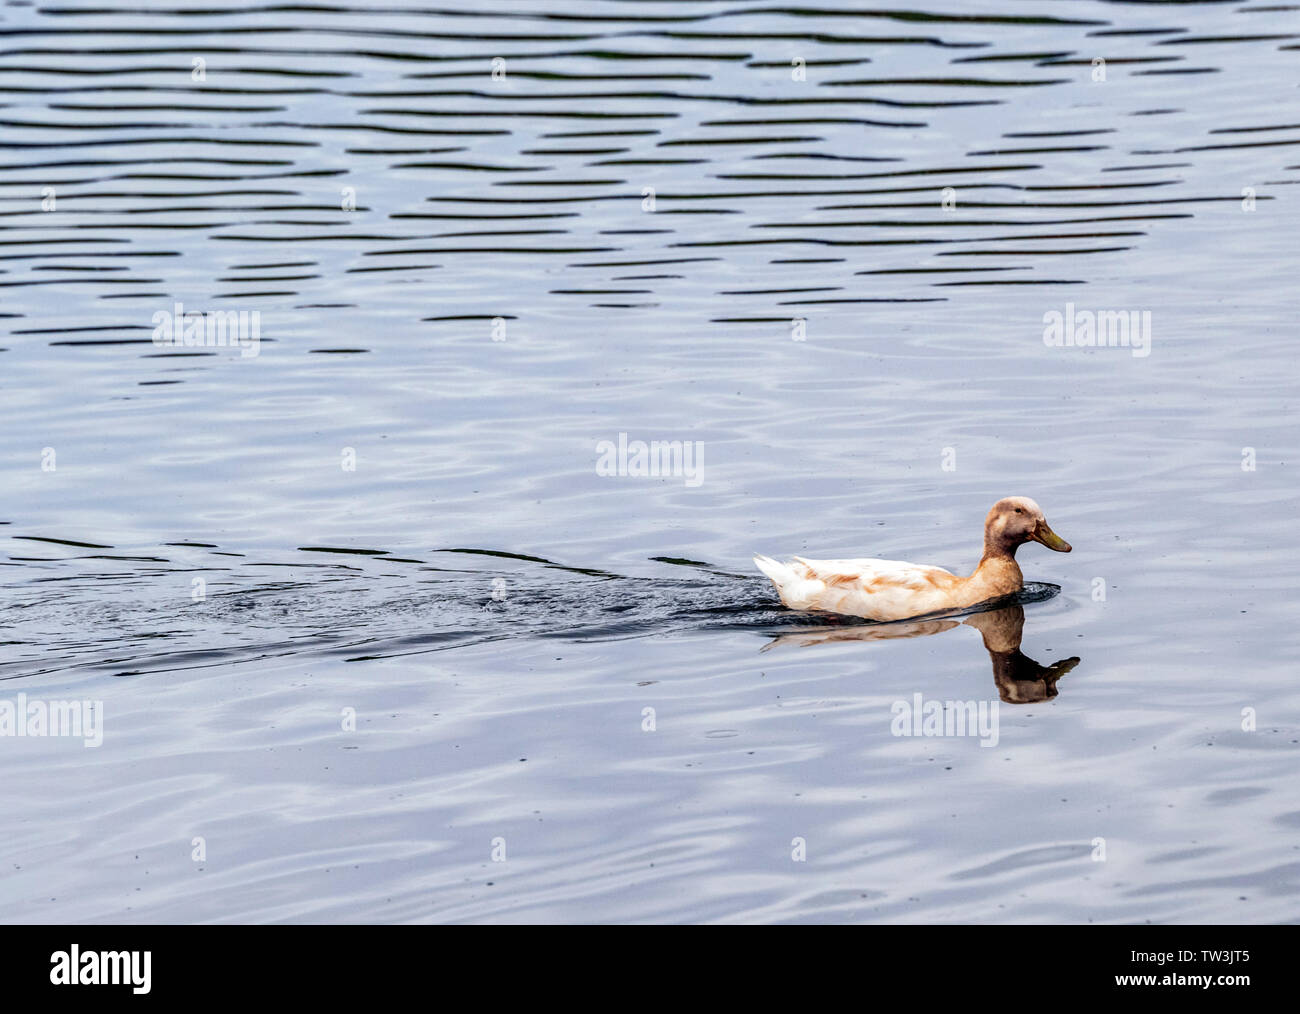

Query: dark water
left=1, top=0, right=1298, bottom=922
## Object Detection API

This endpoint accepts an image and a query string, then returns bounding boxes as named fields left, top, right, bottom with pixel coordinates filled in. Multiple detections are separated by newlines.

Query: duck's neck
left=965, top=539, right=1024, bottom=599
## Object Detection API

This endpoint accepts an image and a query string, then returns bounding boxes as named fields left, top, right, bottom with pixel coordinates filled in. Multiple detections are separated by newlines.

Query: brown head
left=982, top=496, right=1071, bottom=559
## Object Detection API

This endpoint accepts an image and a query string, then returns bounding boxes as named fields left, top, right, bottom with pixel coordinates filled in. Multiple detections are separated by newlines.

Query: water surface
left=1, top=0, right=1298, bottom=923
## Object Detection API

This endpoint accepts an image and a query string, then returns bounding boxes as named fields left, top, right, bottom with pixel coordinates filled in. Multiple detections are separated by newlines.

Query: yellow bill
left=1031, top=519, right=1071, bottom=553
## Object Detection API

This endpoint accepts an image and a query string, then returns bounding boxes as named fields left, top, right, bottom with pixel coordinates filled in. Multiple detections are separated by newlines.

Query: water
left=1, top=0, right=1298, bottom=923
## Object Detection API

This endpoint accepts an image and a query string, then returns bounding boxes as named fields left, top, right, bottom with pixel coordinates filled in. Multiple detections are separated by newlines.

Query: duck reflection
left=762, top=603, right=1080, bottom=704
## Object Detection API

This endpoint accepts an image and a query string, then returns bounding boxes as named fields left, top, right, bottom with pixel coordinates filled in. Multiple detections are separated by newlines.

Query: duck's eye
left=1013, top=508, right=1023, bottom=514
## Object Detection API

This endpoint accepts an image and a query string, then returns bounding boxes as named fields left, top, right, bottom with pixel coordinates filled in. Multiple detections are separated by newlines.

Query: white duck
left=754, top=496, right=1070, bottom=622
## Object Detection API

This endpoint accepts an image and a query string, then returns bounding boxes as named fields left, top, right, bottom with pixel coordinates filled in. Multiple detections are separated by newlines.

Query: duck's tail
left=753, top=553, right=796, bottom=587
left=755, top=554, right=825, bottom=610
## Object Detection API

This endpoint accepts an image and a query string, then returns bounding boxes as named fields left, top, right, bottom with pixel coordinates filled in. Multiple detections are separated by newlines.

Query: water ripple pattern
left=1, top=1, right=1298, bottom=923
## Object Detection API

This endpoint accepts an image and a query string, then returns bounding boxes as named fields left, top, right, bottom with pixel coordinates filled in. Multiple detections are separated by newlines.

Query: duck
left=754, top=496, right=1070, bottom=622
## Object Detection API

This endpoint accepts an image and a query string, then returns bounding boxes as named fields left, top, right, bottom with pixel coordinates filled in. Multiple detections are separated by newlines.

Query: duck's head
left=984, top=497, right=1071, bottom=556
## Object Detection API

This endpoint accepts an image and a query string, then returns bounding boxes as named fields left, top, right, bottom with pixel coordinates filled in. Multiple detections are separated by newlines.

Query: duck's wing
left=755, top=554, right=959, bottom=619
left=791, top=556, right=957, bottom=590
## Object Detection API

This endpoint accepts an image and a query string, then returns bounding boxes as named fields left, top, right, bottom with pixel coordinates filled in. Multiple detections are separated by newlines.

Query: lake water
left=1, top=0, right=1298, bottom=923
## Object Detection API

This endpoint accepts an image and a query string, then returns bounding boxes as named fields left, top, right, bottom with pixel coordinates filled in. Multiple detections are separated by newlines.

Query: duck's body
left=755, top=496, right=1070, bottom=623
left=753, top=553, right=1021, bottom=623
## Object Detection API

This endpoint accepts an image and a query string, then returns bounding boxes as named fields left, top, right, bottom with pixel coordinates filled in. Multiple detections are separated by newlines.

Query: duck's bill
left=1031, top=520, right=1071, bottom=553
